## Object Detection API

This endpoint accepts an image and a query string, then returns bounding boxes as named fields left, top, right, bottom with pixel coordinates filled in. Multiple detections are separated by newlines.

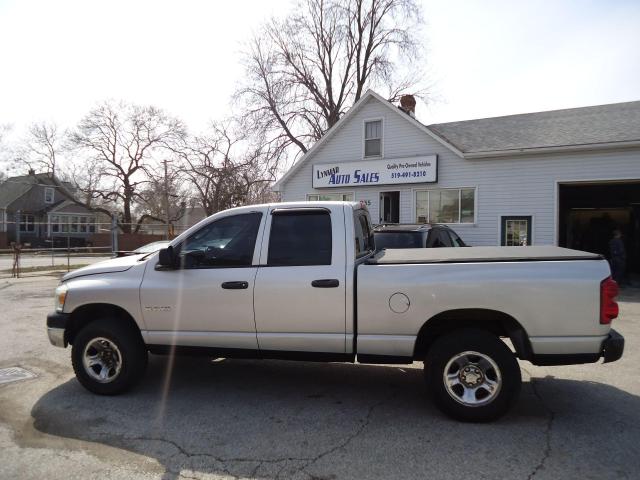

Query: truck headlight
left=55, top=284, right=68, bottom=313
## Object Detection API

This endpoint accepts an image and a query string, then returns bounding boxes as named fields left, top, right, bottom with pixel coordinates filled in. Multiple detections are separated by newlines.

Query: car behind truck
left=47, top=201, right=624, bottom=421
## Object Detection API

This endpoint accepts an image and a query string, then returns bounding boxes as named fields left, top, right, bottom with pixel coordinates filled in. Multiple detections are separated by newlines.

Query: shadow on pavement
left=30, top=355, right=640, bottom=480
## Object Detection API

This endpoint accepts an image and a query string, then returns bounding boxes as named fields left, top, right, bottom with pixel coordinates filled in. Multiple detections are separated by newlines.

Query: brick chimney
left=399, top=95, right=416, bottom=117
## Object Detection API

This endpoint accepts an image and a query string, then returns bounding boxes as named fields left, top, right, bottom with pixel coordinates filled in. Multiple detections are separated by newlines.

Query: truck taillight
left=600, top=277, right=619, bottom=325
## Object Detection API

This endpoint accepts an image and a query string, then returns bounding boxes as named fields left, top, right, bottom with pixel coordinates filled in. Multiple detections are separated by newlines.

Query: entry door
left=501, top=216, right=532, bottom=246
left=380, top=191, right=400, bottom=223
left=253, top=206, right=347, bottom=353
left=139, top=210, right=266, bottom=350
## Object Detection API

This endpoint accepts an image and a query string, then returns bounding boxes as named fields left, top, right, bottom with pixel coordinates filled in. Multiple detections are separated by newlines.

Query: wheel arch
left=413, top=308, right=532, bottom=361
left=66, top=303, right=143, bottom=346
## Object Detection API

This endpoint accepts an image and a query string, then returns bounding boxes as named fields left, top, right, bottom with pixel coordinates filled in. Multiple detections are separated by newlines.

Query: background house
left=0, top=170, right=99, bottom=248
left=274, top=90, right=640, bottom=273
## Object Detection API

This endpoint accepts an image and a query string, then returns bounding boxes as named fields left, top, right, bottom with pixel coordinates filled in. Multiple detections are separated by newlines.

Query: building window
left=307, top=193, right=354, bottom=201
left=364, top=120, right=382, bottom=157
left=44, top=187, right=54, bottom=204
left=501, top=216, right=532, bottom=246
left=19, top=214, right=36, bottom=232
left=416, top=188, right=475, bottom=224
left=49, top=214, right=96, bottom=234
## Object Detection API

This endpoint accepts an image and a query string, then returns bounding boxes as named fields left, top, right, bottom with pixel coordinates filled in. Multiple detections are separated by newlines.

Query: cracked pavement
left=1, top=276, right=639, bottom=479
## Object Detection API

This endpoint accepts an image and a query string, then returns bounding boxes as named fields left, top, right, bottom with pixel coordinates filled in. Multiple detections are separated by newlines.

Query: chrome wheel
left=82, top=337, right=123, bottom=384
left=443, top=350, right=502, bottom=407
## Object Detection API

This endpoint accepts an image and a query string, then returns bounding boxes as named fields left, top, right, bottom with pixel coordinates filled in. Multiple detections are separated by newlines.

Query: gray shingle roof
left=427, top=100, right=640, bottom=156
left=0, top=173, right=75, bottom=209
left=0, top=175, right=36, bottom=208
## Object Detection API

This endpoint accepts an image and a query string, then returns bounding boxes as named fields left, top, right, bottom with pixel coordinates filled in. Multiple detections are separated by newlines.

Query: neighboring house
left=181, top=206, right=208, bottom=232
left=274, top=90, right=640, bottom=271
left=0, top=170, right=98, bottom=248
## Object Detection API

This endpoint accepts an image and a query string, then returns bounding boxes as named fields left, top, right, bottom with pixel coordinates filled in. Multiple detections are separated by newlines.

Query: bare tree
left=134, top=159, right=188, bottom=233
left=173, top=121, right=278, bottom=216
left=21, top=122, right=62, bottom=176
left=236, top=0, right=425, bottom=164
left=69, top=101, right=185, bottom=233
left=0, top=123, right=15, bottom=178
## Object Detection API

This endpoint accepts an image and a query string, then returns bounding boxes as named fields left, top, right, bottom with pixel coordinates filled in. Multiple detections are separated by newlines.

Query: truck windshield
left=374, top=232, right=424, bottom=249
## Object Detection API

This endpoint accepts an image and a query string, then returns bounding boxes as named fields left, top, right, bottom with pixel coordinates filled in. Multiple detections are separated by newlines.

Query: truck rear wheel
left=425, top=328, right=521, bottom=422
left=71, top=318, right=147, bottom=395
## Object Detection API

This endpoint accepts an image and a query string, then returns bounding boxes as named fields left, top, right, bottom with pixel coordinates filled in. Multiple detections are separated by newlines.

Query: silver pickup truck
left=47, top=201, right=624, bottom=421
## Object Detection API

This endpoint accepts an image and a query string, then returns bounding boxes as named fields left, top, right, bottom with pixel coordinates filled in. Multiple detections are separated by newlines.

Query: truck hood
left=61, top=254, right=147, bottom=281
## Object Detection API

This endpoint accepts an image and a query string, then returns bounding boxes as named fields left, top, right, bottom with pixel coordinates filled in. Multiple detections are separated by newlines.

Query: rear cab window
left=354, top=209, right=375, bottom=258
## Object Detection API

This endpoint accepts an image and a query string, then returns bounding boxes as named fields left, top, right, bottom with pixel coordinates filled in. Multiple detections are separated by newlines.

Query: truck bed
left=368, top=246, right=602, bottom=265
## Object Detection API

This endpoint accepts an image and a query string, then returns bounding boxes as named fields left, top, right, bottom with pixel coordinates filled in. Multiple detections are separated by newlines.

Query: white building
left=273, top=90, right=640, bottom=269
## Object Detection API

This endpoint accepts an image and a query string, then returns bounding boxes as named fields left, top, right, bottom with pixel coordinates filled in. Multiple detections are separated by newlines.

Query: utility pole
left=163, top=159, right=170, bottom=240
left=111, top=214, right=118, bottom=254
left=15, top=210, right=21, bottom=245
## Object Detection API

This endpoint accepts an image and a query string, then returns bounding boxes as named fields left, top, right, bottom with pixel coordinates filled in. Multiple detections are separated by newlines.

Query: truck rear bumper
left=530, top=329, right=624, bottom=366
left=47, top=312, right=70, bottom=348
left=602, top=329, right=624, bottom=363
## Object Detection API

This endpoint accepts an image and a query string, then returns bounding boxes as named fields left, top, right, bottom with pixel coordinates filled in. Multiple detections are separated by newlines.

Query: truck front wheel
left=425, top=328, right=521, bottom=422
left=71, top=318, right=148, bottom=395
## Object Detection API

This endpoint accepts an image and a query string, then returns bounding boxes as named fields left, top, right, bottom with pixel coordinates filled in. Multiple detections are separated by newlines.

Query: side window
left=354, top=210, right=375, bottom=258
left=427, top=229, right=451, bottom=248
left=449, top=231, right=466, bottom=247
left=179, top=213, right=262, bottom=268
left=440, top=230, right=453, bottom=247
left=268, top=210, right=332, bottom=266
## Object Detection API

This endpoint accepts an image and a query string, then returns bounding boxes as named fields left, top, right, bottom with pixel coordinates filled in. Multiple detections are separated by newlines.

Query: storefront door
left=380, top=191, right=400, bottom=224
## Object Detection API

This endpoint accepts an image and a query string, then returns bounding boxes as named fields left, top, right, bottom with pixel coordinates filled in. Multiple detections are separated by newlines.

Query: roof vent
left=399, top=95, right=416, bottom=117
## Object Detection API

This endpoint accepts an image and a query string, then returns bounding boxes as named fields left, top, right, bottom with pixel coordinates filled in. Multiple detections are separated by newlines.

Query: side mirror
left=157, top=246, right=176, bottom=269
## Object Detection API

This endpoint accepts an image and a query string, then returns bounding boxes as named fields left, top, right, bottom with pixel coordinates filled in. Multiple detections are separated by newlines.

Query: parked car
left=133, top=240, right=171, bottom=254
left=373, top=223, right=467, bottom=250
left=47, top=201, right=623, bottom=422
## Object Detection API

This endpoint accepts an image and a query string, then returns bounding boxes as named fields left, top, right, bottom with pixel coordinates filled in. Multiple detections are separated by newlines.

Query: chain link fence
left=0, top=219, right=194, bottom=279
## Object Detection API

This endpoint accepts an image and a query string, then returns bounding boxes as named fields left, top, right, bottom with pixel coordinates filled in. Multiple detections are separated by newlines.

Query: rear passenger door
left=253, top=206, right=347, bottom=353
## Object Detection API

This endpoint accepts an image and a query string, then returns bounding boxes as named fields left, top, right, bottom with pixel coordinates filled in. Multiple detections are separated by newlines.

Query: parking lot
left=0, top=275, right=638, bottom=480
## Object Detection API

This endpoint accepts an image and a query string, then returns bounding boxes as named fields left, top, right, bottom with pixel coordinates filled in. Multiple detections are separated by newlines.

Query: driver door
left=140, top=209, right=266, bottom=350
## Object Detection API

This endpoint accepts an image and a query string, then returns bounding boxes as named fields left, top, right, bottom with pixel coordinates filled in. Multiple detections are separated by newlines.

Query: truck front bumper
left=47, top=312, right=71, bottom=348
left=531, top=328, right=624, bottom=366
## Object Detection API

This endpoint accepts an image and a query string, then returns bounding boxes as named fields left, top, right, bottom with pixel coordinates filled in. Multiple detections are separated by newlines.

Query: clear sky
left=0, top=0, right=638, bottom=135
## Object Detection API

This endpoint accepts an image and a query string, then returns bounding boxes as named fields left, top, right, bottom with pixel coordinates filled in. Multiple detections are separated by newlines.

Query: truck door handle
left=221, top=281, right=249, bottom=289
left=311, top=279, right=340, bottom=288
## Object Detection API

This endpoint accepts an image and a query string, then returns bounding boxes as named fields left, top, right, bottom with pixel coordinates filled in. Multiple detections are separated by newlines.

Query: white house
left=273, top=90, right=640, bottom=270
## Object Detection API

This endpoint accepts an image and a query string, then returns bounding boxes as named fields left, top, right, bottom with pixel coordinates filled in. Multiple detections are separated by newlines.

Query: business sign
left=312, top=155, right=437, bottom=188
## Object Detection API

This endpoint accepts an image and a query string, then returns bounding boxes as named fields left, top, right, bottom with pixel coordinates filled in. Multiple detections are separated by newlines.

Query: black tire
left=71, top=318, right=148, bottom=395
left=425, top=328, right=521, bottom=422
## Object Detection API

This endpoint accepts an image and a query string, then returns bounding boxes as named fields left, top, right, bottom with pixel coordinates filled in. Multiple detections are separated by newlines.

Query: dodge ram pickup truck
left=47, top=201, right=624, bottom=421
